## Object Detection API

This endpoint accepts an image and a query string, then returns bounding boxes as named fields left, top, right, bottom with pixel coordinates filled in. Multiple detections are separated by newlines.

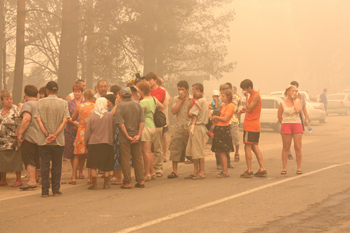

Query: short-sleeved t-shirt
left=20, top=100, right=39, bottom=144
left=139, top=97, right=156, bottom=128
left=211, top=99, right=222, bottom=112
left=115, top=98, right=145, bottom=143
left=217, top=103, right=235, bottom=126
left=189, top=97, right=209, bottom=125
left=151, top=87, right=166, bottom=104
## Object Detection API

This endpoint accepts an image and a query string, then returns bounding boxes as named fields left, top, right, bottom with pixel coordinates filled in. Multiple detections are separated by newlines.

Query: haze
left=208, top=0, right=350, bottom=98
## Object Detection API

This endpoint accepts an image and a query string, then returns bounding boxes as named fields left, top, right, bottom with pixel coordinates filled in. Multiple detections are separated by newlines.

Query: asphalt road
left=1, top=114, right=349, bottom=233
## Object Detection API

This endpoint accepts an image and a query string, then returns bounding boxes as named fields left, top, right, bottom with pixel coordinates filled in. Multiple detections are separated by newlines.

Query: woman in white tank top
left=277, top=85, right=303, bottom=175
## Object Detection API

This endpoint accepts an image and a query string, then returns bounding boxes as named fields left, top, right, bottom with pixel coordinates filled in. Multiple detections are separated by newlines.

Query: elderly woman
left=278, top=85, right=303, bottom=175
left=71, top=89, right=95, bottom=184
left=64, top=84, right=85, bottom=185
left=0, top=90, right=23, bottom=187
left=136, top=81, right=164, bottom=181
left=84, top=98, right=115, bottom=190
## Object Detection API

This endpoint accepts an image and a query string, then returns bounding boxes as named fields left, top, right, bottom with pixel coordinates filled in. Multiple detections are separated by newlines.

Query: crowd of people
left=0, top=72, right=307, bottom=196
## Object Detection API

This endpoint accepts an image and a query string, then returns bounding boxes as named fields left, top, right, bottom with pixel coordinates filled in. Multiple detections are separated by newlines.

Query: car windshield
left=328, top=95, right=345, bottom=100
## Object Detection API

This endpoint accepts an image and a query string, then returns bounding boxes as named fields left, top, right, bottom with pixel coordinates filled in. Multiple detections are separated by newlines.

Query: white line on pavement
left=0, top=183, right=86, bottom=202
left=117, top=162, right=350, bottom=233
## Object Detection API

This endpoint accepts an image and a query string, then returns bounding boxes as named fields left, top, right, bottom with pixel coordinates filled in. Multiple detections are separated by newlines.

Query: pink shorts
left=280, top=123, right=303, bottom=134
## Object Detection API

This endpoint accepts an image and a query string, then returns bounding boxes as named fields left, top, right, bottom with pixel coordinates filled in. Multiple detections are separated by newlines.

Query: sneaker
left=254, top=170, right=267, bottom=177
left=53, top=191, right=62, bottom=196
left=288, top=154, right=293, bottom=160
left=240, top=170, right=254, bottom=178
left=228, top=164, right=234, bottom=169
left=41, top=193, right=49, bottom=197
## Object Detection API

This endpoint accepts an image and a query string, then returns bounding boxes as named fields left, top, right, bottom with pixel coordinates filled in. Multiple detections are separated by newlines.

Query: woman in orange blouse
left=211, top=89, right=235, bottom=178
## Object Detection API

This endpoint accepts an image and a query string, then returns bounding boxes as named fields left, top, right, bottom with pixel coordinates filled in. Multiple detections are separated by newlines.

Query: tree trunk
left=12, top=0, right=25, bottom=105
left=68, top=0, right=79, bottom=82
left=85, top=0, right=94, bottom=89
left=57, top=0, right=71, bottom=98
left=0, top=0, right=4, bottom=91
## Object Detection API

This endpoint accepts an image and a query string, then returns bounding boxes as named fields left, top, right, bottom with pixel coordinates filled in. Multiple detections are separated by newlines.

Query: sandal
left=111, top=181, right=123, bottom=185
left=296, top=170, right=302, bottom=175
left=167, top=172, right=179, bottom=179
left=60, top=180, right=67, bottom=185
left=234, top=154, right=240, bottom=162
left=184, top=160, right=193, bottom=164
left=79, top=174, right=85, bottom=179
left=184, top=174, right=196, bottom=179
left=121, top=185, right=132, bottom=189
left=151, top=173, right=157, bottom=180
left=192, top=174, right=205, bottom=180
left=87, top=180, right=93, bottom=185
left=281, top=170, right=287, bottom=175
left=216, top=172, right=230, bottom=178
left=68, top=180, right=76, bottom=185
left=11, top=181, right=23, bottom=187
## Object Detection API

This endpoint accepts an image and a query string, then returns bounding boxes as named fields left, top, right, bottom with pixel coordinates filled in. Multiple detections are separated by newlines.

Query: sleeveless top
left=243, top=92, right=262, bottom=132
left=281, top=101, right=301, bottom=124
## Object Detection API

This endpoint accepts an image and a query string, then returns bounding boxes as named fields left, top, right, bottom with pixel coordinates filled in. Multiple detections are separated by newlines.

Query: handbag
left=152, top=97, right=166, bottom=128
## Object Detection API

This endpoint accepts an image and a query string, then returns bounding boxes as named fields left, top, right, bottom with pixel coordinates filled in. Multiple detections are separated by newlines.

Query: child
left=189, top=92, right=203, bottom=134
left=210, top=90, right=222, bottom=116
left=190, top=92, right=203, bottom=110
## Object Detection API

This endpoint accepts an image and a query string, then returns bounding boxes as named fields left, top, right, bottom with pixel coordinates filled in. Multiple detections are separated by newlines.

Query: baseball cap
left=120, top=87, right=131, bottom=97
left=212, top=90, right=220, bottom=96
left=46, top=81, right=58, bottom=91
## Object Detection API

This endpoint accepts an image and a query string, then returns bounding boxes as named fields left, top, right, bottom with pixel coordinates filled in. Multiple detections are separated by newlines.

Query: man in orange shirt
left=239, top=79, right=267, bottom=178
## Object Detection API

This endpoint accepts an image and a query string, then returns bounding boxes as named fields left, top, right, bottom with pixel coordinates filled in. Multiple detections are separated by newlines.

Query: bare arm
left=246, top=95, right=260, bottom=112
left=18, top=112, right=31, bottom=142
left=71, top=105, right=80, bottom=121
left=46, top=118, right=68, bottom=144
left=212, top=114, right=231, bottom=123
left=156, top=100, right=164, bottom=111
left=302, top=105, right=309, bottom=126
left=277, top=103, right=283, bottom=123
left=119, top=124, right=133, bottom=142
left=36, top=118, right=49, bottom=136
left=171, top=98, right=183, bottom=115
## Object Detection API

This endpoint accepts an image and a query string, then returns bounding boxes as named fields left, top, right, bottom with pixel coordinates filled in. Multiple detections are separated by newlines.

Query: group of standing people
left=0, top=73, right=307, bottom=196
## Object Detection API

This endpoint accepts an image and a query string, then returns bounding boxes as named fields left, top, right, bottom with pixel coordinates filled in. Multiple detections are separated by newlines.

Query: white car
left=270, top=91, right=326, bottom=123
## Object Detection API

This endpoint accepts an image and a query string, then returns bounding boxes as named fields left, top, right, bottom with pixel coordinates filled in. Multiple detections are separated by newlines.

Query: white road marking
left=117, top=162, right=350, bottom=233
left=0, top=183, right=86, bottom=202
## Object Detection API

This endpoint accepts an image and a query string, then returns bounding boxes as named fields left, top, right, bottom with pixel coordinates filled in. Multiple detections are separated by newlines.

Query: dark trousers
left=39, top=145, right=64, bottom=195
left=120, top=141, right=144, bottom=184
left=215, top=152, right=231, bottom=166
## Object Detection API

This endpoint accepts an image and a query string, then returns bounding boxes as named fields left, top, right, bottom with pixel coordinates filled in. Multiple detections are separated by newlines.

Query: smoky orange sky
left=210, top=0, right=350, bottom=98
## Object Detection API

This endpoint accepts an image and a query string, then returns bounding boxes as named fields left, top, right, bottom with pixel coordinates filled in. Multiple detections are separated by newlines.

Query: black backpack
left=152, top=97, right=167, bottom=128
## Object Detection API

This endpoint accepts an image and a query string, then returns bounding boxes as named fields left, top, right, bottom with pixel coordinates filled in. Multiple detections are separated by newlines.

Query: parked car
left=270, top=91, right=326, bottom=123
left=240, top=96, right=282, bottom=132
left=327, top=93, right=350, bottom=115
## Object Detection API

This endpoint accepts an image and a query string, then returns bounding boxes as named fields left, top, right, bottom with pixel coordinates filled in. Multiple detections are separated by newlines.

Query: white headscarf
left=94, top=98, right=108, bottom=118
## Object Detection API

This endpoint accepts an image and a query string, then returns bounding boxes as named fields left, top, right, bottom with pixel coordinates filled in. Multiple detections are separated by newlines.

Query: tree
left=12, top=0, right=25, bottom=104
left=57, top=0, right=80, bottom=98
left=0, top=0, right=4, bottom=91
